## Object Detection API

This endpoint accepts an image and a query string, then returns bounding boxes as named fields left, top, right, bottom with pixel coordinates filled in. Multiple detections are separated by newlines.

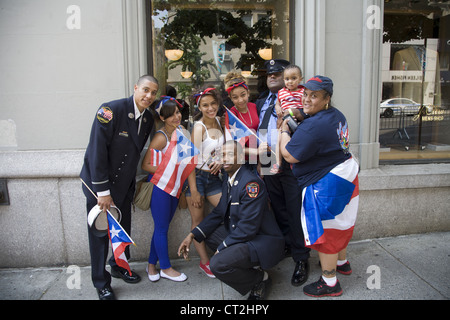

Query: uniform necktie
left=136, top=116, right=141, bottom=134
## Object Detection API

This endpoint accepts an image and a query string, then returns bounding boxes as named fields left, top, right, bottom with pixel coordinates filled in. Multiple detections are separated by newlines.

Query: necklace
left=237, top=106, right=253, bottom=127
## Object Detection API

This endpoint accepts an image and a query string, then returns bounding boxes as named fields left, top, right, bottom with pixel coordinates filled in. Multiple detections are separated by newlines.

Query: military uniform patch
left=97, top=106, right=113, bottom=124
left=246, top=182, right=259, bottom=198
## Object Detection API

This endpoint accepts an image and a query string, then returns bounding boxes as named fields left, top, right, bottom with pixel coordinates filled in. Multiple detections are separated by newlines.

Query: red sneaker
left=199, top=262, right=215, bottom=278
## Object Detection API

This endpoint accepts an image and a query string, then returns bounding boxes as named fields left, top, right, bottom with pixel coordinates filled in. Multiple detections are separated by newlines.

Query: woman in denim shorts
left=185, top=87, right=224, bottom=278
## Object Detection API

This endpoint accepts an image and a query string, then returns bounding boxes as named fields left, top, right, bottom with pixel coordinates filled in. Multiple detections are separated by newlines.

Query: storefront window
left=380, top=0, right=450, bottom=164
left=149, top=0, right=291, bottom=104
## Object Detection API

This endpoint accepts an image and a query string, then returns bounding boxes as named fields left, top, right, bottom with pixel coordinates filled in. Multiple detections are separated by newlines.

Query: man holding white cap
left=80, top=75, right=159, bottom=300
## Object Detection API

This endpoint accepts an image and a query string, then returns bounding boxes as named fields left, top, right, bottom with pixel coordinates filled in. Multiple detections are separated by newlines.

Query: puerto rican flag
left=107, top=212, right=134, bottom=275
left=224, top=108, right=253, bottom=146
left=301, top=157, right=359, bottom=254
left=151, top=128, right=199, bottom=198
left=148, top=148, right=163, bottom=167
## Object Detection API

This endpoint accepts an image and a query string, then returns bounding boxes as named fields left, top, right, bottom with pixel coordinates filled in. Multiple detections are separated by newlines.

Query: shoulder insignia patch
left=246, top=182, right=260, bottom=198
left=97, top=106, right=113, bottom=124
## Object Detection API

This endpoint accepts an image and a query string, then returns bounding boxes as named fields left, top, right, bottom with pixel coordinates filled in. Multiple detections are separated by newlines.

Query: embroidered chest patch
left=246, top=182, right=260, bottom=198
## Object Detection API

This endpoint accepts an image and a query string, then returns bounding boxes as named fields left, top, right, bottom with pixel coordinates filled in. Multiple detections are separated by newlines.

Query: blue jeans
left=185, top=169, right=222, bottom=197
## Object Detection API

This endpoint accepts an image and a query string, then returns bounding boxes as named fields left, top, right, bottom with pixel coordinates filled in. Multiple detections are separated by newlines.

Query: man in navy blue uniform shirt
left=178, top=141, right=285, bottom=300
left=80, top=75, right=159, bottom=300
left=256, top=59, right=311, bottom=287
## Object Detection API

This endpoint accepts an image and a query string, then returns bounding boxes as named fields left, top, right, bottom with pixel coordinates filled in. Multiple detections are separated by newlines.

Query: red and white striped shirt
left=278, top=86, right=305, bottom=111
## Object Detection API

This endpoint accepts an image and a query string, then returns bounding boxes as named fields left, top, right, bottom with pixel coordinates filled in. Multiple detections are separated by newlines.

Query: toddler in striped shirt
left=272, top=65, right=304, bottom=174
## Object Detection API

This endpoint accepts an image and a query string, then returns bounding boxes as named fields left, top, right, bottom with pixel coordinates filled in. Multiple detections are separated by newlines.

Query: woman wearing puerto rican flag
left=141, top=96, right=188, bottom=283
left=280, top=76, right=359, bottom=298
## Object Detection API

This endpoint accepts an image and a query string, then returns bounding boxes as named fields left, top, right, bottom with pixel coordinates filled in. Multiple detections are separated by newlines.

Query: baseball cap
left=303, top=76, right=334, bottom=97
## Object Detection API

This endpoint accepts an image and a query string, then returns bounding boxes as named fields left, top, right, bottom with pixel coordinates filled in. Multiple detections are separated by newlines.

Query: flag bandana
left=301, top=157, right=359, bottom=254
left=155, top=96, right=184, bottom=116
left=151, top=128, right=200, bottom=198
left=107, top=212, right=134, bottom=275
left=193, top=88, right=216, bottom=105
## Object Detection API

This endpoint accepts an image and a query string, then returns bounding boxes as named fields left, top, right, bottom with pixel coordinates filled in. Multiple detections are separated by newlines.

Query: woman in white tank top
left=185, top=88, right=224, bottom=278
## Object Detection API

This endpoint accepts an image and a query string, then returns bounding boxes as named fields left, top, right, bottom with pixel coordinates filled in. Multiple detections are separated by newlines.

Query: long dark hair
left=192, top=87, right=222, bottom=121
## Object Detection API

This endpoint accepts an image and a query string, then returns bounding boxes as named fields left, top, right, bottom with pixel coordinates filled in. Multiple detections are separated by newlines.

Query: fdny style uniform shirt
left=191, top=165, right=285, bottom=270
left=80, top=96, right=154, bottom=207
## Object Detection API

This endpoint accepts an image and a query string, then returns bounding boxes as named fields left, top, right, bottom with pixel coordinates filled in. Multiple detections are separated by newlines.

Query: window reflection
left=150, top=0, right=290, bottom=104
left=380, top=0, right=450, bottom=164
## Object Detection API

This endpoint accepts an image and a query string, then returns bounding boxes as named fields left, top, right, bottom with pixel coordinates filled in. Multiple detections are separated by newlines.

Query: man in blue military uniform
left=80, top=75, right=159, bottom=300
left=178, top=141, right=285, bottom=300
left=256, top=59, right=311, bottom=287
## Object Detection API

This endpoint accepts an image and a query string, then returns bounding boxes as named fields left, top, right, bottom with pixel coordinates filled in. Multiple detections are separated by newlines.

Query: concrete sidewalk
left=1, top=232, right=448, bottom=301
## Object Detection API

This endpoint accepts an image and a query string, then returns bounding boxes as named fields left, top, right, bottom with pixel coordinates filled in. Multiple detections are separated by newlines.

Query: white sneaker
left=160, top=270, right=187, bottom=282
left=145, top=266, right=160, bottom=282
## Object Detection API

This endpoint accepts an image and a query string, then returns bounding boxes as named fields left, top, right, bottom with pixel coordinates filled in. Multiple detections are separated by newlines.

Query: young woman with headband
left=224, top=72, right=259, bottom=164
left=185, top=87, right=224, bottom=278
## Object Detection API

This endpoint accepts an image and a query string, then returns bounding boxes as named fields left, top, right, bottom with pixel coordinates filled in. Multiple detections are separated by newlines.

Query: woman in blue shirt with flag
left=280, top=76, right=360, bottom=298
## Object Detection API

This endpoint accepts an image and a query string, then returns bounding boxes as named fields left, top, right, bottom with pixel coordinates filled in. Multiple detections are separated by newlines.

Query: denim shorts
left=185, top=169, right=222, bottom=198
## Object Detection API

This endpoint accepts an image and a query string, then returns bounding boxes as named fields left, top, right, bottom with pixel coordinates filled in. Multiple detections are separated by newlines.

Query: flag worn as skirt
left=300, top=157, right=359, bottom=254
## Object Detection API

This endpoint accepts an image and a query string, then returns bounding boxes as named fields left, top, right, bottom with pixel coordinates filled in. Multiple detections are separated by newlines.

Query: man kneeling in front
left=178, top=141, right=285, bottom=300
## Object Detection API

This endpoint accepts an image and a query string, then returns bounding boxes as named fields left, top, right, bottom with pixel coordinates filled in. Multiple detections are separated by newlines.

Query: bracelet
left=281, top=130, right=290, bottom=135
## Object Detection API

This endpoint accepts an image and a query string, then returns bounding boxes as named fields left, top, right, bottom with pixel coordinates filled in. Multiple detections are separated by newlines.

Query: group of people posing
left=81, top=59, right=360, bottom=300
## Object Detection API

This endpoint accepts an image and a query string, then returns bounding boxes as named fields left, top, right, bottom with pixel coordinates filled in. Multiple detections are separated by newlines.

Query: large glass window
left=380, top=0, right=450, bottom=164
left=149, top=0, right=291, bottom=105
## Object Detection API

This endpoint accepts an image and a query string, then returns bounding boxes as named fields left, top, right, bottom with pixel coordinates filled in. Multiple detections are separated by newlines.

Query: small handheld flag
left=107, top=211, right=135, bottom=275
left=224, top=108, right=254, bottom=145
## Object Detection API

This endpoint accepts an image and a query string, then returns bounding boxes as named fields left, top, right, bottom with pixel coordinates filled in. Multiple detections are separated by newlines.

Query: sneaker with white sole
left=199, top=262, right=216, bottom=278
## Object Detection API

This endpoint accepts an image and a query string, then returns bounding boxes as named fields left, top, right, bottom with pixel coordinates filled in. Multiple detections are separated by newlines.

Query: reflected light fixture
left=258, top=48, right=273, bottom=61
left=165, top=49, right=184, bottom=61
left=181, top=71, right=193, bottom=79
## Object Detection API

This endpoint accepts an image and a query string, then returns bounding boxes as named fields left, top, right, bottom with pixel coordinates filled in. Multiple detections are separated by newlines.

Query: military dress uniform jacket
left=80, top=96, right=154, bottom=207
left=192, top=165, right=285, bottom=270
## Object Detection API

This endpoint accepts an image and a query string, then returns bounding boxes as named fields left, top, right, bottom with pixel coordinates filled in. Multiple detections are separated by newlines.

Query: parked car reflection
left=380, top=98, right=422, bottom=118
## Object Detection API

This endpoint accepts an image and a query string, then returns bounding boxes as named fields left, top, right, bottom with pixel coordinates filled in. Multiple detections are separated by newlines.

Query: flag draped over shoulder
left=301, top=157, right=360, bottom=254
left=151, top=128, right=199, bottom=198
left=107, top=212, right=134, bottom=275
left=224, top=108, right=253, bottom=145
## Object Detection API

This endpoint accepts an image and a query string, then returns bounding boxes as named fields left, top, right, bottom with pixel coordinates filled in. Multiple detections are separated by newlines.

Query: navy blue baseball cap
left=265, top=59, right=290, bottom=75
left=303, top=76, right=333, bottom=97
